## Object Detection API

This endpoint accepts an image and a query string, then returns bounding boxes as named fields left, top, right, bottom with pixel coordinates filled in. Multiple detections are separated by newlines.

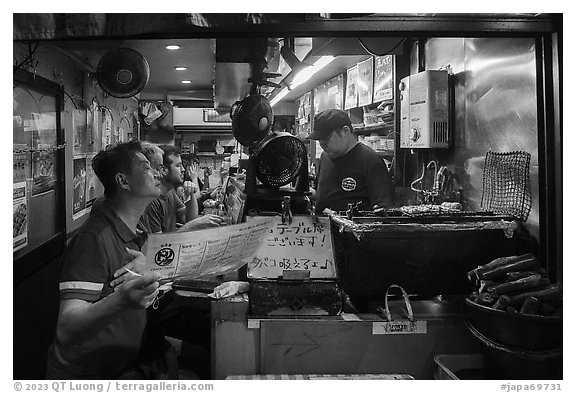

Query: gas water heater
left=399, top=70, right=449, bottom=149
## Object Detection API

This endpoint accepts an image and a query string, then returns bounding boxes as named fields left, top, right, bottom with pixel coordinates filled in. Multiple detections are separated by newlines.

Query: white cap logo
left=341, top=177, right=356, bottom=192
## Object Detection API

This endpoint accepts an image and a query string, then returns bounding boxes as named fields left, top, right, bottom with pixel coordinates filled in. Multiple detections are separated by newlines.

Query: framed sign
left=373, top=55, right=394, bottom=102
left=345, top=65, right=359, bottom=110
left=358, top=57, right=374, bottom=107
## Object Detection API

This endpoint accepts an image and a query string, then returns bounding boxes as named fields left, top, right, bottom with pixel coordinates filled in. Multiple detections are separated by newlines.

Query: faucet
left=435, top=166, right=449, bottom=193
left=426, top=160, right=439, bottom=193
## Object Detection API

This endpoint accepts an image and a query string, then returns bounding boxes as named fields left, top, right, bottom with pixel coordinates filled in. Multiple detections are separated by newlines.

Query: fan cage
left=97, top=48, right=150, bottom=99
left=232, top=94, right=274, bottom=148
left=253, top=134, right=307, bottom=188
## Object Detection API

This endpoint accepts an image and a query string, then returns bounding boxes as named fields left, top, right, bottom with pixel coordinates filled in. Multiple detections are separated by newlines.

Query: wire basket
left=480, top=151, right=532, bottom=222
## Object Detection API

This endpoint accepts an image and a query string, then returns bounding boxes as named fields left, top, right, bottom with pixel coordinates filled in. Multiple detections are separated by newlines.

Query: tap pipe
left=410, top=161, right=426, bottom=194
left=426, top=160, right=439, bottom=193
left=436, top=166, right=448, bottom=192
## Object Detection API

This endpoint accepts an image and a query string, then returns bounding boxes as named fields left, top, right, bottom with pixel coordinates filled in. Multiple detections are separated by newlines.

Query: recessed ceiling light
left=181, top=80, right=192, bottom=84
left=175, top=66, right=187, bottom=71
left=165, top=45, right=180, bottom=50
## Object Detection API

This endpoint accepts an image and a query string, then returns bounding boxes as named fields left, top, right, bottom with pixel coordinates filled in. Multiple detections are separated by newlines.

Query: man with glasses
left=309, top=109, right=395, bottom=214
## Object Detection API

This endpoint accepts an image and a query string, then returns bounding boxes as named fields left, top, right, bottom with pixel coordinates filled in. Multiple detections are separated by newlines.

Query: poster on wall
left=13, top=181, right=28, bottom=252
left=313, top=85, right=328, bottom=114
left=345, top=65, right=359, bottom=110
left=101, top=108, right=112, bottom=151
left=13, top=147, right=31, bottom=184
left=358, top=57, right=374, bottom=107
left=31, top=112, right=57, bottom=195
left=32, top=149, right=56, bottom=195
left=373, top=55, right=394, bottom=102
left=72, top=158, right=88, bottom=219
left=85, top=155, right=97, bottom=208
left=72, top=109, right=87, bottom=155
left=86, top=106, right=96, bottom=153
left=325, top=75, right=343, bottom=110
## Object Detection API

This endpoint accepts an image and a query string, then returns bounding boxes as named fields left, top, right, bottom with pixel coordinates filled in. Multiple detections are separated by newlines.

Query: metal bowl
left=464, top=298, right=562, bottom=350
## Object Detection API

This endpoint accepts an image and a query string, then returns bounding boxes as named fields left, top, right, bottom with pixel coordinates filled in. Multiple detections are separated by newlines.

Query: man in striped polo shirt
left=46, top=140, right=163, bottom=379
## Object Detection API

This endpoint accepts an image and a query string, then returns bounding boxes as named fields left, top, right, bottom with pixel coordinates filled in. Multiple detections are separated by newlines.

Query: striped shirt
left=50, top=200, right=148, bottom=379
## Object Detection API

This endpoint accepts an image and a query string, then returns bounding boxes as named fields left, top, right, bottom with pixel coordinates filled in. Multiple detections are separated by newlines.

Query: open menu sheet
left=143, top=216, right=275, bottom=280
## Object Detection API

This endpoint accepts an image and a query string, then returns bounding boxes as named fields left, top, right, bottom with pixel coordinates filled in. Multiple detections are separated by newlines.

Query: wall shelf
left=353, top=123, right=394, bottom=135
left=195, top=153, right=231, bottom=158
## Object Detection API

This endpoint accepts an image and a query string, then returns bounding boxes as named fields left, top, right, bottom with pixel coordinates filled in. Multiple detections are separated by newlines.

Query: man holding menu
left=46, top=140, right=165, bottom=379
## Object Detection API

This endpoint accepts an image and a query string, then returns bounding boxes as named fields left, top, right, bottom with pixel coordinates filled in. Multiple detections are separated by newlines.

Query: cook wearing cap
left=309, top=109, right=395, bottom=214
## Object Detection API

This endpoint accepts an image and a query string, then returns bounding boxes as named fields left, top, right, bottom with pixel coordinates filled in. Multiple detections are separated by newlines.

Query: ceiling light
left=270, top=56, right=336, bottom=107
left=175, top=66, right=187, bottom=71
left=165, top=45, right=180, bottom=50
left=290, top=56, right=335, bottom=89
left=270, top=88, right=289, bottom=107
left=181, top=80, right=192, bottom=84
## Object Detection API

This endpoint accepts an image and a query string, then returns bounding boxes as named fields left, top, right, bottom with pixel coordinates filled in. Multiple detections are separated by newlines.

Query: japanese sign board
left=247, top=216, right=337, bottom=279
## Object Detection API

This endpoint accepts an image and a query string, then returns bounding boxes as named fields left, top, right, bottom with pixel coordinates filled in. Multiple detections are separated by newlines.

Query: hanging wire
left=99, top=106, right=115, bottom=121
left=357, top=37, right=406, bottom=57
left=14, top=87, right=42, bottom=114
left=119, top=115, right=132, bottom=130
left=384, top=130, right=397, bottom=151
left=14, top=41, right=40, bottom=73
left=63, top=91, right=79, bottom=110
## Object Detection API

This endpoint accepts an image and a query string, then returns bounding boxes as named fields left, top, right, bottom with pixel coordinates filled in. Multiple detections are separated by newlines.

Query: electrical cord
left=357, top=37, right=406, bottom=57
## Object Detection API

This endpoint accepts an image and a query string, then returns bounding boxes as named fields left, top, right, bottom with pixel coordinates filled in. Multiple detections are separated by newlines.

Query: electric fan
left=232, top=94, right=274, bottom=148
left=251, top=131, right=308, bottom=189
left=230, top=94, right=310, bottom=215
left=97, top=48, right=150, bottom=98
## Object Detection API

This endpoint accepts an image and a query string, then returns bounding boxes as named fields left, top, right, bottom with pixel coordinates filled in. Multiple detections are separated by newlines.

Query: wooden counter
left=209, top=294, right=481, bottom=380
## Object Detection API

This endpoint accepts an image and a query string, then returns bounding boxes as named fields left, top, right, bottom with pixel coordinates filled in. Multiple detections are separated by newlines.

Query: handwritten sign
left=247, top=216, right=337, bottom=279
left=144, top=217, right=275, bottom=280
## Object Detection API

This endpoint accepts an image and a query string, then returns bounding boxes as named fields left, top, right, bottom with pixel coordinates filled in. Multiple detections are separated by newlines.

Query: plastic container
left=434, top=354, right=484, bottom=380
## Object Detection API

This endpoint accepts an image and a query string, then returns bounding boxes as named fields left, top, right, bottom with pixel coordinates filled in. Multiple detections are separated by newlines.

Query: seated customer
left=138, top=144, right=222, bottom=234
left=46, top=140, right=164, bottom=379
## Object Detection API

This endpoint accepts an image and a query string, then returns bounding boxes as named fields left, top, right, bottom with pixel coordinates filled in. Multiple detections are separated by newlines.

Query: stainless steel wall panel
left=424, top=37, right=539, bottom=238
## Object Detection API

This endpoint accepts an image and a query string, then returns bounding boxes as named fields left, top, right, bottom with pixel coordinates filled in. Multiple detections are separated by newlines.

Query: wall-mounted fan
left=97, top=48, right=150, bottom=98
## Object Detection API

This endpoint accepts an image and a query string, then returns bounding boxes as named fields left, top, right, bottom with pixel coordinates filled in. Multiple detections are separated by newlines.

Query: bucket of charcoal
left=464, top=253, right=562, bottom=379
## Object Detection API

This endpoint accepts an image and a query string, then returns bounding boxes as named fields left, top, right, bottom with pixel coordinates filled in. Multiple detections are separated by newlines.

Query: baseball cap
left=308, top=109, right=352, bottom=140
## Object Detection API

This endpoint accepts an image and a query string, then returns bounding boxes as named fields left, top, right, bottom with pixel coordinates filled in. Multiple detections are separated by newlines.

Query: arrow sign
left=270, top=332, right=322, bottom=357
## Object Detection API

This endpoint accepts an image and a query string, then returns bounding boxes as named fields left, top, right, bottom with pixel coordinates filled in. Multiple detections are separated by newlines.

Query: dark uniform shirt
left=314, top=143, right=395, bottom=214
left=47, top=200, right=148, bottom=379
